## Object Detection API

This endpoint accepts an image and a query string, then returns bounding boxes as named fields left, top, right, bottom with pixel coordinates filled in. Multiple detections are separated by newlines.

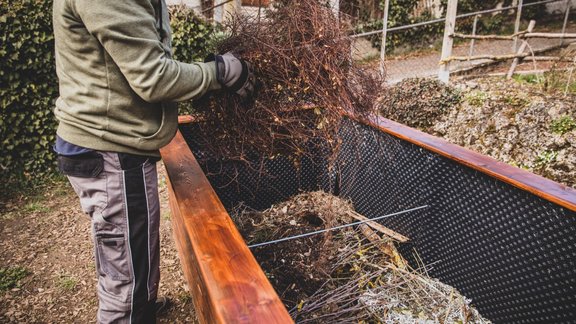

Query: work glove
left=207, top=52, right=255, bottom=100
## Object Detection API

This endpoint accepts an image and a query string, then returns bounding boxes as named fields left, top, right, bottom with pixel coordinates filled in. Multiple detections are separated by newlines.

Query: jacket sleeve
left=70, top=0, right=220, bottom=103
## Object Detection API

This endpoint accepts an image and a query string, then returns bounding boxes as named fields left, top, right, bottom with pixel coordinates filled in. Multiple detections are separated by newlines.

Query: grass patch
left=544, top=69, right=576, bottom=94
left=534, top=150, right=558, bottom=169
left=550, top=115, right=576, bottom=135
left=512, top=69, right=576, bottom=95
left=23, top=201, right=51, bottom=213
left=0, top=266, right=30, bottom=291
left=465, top=90, right=489, bottom=107
left=512, top=73, right=543, bottom=85
left=57, top=274, right=78, bottom=291
left=503, top=93, right=529, bottom=108
left=1, top=173, right=68, bottom=212
left=177, top=291, right=192, bottom=304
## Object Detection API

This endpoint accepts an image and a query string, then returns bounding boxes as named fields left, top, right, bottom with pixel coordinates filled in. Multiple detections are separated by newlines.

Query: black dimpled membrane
left=179, top=119, right=576, bottom=323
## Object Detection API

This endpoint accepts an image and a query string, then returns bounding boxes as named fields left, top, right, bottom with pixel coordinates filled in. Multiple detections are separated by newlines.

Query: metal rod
left=247, top=205, right=429, bottom=249
left=380, top=0, right=391, bottom=76
left=513, top=0, right=524, bottom=52
left=257, top=0, right=262, bottom=24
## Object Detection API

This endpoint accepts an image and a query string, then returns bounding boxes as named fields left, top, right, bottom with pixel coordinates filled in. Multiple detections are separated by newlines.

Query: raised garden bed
left=160, top=115, right=576, bottom=323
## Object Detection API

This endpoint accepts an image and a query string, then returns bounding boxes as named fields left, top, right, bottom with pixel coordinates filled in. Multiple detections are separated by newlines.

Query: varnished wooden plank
left=160, top=131, right=293, bottom=324
left=357, top=115, right=576, bottom=212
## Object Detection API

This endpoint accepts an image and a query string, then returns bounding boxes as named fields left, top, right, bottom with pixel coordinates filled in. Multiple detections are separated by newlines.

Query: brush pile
left=234, top=191, right=490, bottom=323
left=194, top=0, right=382, bottom=164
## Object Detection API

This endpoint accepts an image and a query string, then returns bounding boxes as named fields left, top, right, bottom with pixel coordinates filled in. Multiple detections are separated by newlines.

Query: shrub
left=379, top=78, right=461, bottom=129
left=0, top=0, right=58, bottom=186
left=169, top=5, right=216, bottom=115
left=0, top=1, right=214, bottom=188
left=170, top=5, right=215, bottom=62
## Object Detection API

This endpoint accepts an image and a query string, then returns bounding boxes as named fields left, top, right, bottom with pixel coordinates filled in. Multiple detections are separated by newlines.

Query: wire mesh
left=179, top=118, right=576, bottom=322
left=348, top=0, right=573, bottom=83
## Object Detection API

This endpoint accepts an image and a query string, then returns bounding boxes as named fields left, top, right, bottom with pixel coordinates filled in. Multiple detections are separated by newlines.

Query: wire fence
left=347, top=0, right=575, bottom=83
left=173, top=0, right=575, bottom=83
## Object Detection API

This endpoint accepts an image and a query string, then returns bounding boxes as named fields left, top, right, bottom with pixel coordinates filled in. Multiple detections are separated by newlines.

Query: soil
left=379, top=60, right=576, bottom=188
left=233, top=191, right=354, bottom=309
left=0, top=164, right=196, bottom=323
left=436, top=75, right=575, bottom=188
left=432, top=79, right=576, bottom=188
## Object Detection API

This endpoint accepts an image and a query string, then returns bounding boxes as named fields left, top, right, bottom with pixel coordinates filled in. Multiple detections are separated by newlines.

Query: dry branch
left=193, top=0, right=383, bottom=166
left=451, top=32, right=525, bottom=41
left=524, top=32, right=576, bottom=39
left=348, top=210, right=409, bottom=242
left=442, top=53, right=531, bottom=62
left=452, top=32, right=576, bottom=41
left=526, top=56, right=576, bottom=62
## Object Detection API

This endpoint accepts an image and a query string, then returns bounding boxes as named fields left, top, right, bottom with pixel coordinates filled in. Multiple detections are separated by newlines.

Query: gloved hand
left=207, top=52, right=255, bottom=100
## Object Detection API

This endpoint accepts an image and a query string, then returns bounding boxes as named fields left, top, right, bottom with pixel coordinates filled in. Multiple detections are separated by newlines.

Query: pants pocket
left=61, top=152, right=108, bottom=214
left=57, top=151, right=104, bottom=178
left=95, top=234, right=131, bottom=282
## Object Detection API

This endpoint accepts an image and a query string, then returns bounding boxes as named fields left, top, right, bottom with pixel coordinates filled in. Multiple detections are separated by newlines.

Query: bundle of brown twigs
left=194, top=0, right=383, bottom=164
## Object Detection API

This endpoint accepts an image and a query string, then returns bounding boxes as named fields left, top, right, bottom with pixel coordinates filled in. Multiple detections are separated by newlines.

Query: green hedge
left=169, top=5, right=216, bottom=114
left=0, top=0, right=58, bottom=186
left=0, top=1, right=213, bottom=188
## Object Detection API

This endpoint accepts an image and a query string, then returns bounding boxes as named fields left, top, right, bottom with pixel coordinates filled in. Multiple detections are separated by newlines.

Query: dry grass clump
left=234, top=191, right=490, bottom=323
left=194, top=0, right=383, bottom=164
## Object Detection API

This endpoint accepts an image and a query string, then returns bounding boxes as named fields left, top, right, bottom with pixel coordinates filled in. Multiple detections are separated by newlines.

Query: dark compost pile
left=233, top=191, right=491, bottom=323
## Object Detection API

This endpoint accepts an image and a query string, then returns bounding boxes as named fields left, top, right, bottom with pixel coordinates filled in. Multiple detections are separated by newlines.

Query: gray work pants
left=58, top=151, right=160, bottom=323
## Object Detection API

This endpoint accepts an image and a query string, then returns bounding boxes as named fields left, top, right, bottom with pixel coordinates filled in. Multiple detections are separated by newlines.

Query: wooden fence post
left=438, top=0, right=458, bottom=83
left=469, top=14, right=479, bottom=60
left=379, top=0, right=391, bottom=76
left=213, top=0, right=224, bottom=23
left=329, top=0, right=340, bottom=19
left=513, top=0, right=524, bottom=52
left=506, top=20, right=536, bottom=79
left=561, top=0, right=571, bottom=46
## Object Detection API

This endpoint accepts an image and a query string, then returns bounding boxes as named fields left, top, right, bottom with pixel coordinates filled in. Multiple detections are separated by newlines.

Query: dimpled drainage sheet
left=179, top=119, right=576, bottom=323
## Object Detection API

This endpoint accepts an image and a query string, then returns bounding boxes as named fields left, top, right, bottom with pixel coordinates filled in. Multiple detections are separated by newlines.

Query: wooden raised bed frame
left=160, top=115, right=576, bottom=324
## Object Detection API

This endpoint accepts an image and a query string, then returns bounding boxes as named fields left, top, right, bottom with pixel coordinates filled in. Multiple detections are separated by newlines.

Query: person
left=52, top=0, right=254, bottom=322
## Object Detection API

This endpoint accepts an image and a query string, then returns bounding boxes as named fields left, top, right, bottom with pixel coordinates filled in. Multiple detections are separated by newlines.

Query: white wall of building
left=166, top=0, right=202, bottom=7
left=546, top=0, right=576, bottom=15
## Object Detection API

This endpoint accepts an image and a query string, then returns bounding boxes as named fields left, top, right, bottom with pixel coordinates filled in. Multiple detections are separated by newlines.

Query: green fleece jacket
left=53, top=0, right=220, bottom=156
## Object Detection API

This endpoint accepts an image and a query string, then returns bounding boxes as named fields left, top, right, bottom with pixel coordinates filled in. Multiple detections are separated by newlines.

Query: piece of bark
left=348, top=210, right=409, bottom=242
